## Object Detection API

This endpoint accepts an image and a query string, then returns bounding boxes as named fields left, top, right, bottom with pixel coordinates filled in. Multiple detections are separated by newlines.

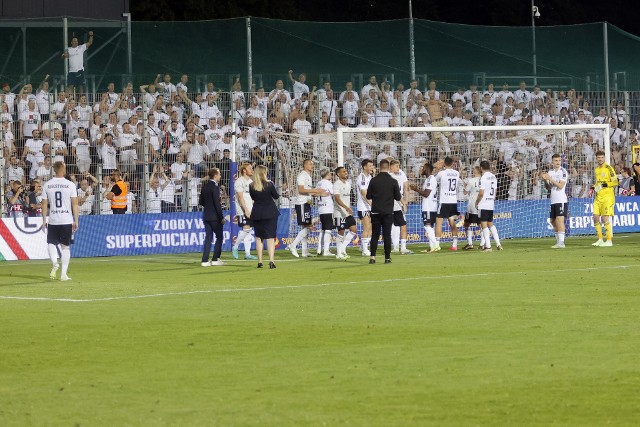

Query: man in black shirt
left=365, top=159, right=402, bottom=264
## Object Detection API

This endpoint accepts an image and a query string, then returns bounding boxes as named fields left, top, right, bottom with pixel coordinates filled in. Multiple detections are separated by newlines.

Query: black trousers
left=202, top=220, right=223, bottom=262
left=370, top=212, right=393, bottom=259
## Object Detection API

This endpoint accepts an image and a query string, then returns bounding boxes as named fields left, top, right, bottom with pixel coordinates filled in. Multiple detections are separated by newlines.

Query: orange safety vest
left=111, top=180, right=128, bottom=209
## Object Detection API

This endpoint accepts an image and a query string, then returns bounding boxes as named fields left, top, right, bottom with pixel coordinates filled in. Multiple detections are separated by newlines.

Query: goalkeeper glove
left=594, top=183, right=603, bottom=193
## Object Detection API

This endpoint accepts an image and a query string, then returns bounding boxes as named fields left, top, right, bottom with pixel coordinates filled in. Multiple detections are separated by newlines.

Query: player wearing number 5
left=434, top=157, right=460, bottom=251
left=589, top=150, right=618, bottom=247
left=41, top=161, right=79, bottom=281
left=475, top=160, right=502, bottom=252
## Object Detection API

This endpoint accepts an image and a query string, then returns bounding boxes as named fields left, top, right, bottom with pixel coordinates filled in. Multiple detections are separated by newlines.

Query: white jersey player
left=462, top=166, right=484, bottom=250
left=355, top=159, right=374, bottom=256
left=316, top=169, right=335, bottom=256
left=409, top=162, right=438, bottom=251
left=434, top=156, right=460, bottom=251
left=389, top=159, right=412, bottom=254
left=333, top=166, right=357, bottom=259
left=288, top=159, right=329, bottom=258
left=541, top=153, right=568, bottom=248
left=475, top=160, right=502, bottom=251
left=41, top=161, right=79, bottom=281
left=232, top=163, right=258, bottom=260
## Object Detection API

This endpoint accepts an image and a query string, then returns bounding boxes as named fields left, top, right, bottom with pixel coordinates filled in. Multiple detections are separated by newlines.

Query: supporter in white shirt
left=361, top=75, right=380, bottom=101
left=155, top=73, right=177, bottom=103
left=339, top=81, right=360, bottom=103
left=288, top=70, right=310, bottom=99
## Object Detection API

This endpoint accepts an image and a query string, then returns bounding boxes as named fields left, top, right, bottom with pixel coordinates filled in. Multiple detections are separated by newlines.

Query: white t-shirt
left=296, top=170, right=313, bottom=205
left=391, top=169, right=408, bottom=211
left=42, top=177, right=77, bottom=225
left=356, top=172, right=372, bottom=212
left=478, top=171, right=497, bottom=211
left=333, top=179, right=352, bottom=218
left=234, top=175, right=254, bottom=215
left=72, top=137, right=91, bottom=161
left=100, top=143, right=117, bottom=171
left=466, top=177, right=481, bottom=214
left=67, top=44, right=87, bottom=72
left=316, top=179, right=334, bottom=215
left=421, top=175, right=438, bottom=212
left=51, top=139, right=67, bottom=163
left=292, top=80, right=310, bottom=99
left=170, top=162, right=187, bottom=190
left=548, top=167, right=568, bottom=204
left=436, top=168, right=460, bottom=205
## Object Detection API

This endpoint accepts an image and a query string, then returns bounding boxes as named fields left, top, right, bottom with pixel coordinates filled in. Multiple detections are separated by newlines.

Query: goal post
left=332, top=123, right=610, bottom=243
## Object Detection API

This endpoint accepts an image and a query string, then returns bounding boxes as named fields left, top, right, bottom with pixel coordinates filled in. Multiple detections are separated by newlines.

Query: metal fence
left=2, top=78, right=639, bottom=217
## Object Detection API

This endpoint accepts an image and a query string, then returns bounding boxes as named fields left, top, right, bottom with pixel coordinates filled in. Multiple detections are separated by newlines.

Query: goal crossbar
left=337, top=124, right=611, bottom=166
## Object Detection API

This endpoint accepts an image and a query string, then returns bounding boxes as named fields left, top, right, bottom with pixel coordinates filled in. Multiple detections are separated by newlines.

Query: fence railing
left=2, top=82, right=639, bottom=217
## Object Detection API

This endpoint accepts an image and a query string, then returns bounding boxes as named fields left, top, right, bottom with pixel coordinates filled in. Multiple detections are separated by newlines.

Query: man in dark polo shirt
left=365, top=158, right=401, bottom=264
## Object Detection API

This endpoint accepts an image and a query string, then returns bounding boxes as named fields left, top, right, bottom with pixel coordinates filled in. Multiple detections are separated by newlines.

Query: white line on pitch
left=0, top=264, right=638, bottom=303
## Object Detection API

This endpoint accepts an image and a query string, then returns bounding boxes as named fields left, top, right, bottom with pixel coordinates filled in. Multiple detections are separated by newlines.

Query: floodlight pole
left=531, top=1, right=538, bottom=86
left=603, top=22, right=611, bottom=118
left=409, top=0, right=416, bottom=81
left=122, top=13, right=132, bottom=76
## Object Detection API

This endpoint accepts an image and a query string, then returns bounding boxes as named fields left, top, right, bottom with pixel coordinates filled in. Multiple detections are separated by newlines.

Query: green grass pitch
left=1, top=235, right=640, bottom=426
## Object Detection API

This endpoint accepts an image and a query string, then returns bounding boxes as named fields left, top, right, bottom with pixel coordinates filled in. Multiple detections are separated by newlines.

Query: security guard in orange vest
left=106, top=169, right=128, bottom=214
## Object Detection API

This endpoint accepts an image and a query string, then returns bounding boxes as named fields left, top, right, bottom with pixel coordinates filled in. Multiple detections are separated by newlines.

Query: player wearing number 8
left=589, top=150, right=618, bottom=247
left=41, top=161, right=79, bottom=281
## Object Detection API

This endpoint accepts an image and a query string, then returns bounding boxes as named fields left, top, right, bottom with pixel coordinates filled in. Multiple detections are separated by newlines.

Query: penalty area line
left=0, top=264, right=638, bottom=303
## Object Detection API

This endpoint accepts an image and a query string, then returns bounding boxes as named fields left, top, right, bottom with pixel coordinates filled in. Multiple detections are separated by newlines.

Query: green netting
left=0, top=17, right=639, bottom=91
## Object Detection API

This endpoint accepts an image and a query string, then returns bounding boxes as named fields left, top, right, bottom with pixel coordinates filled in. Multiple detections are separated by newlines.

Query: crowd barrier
left=1, top=197, right=640, bottom=261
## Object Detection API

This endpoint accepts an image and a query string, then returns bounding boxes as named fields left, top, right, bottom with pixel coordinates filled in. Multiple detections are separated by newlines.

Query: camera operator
left=5, top=180, right=27, bottom=217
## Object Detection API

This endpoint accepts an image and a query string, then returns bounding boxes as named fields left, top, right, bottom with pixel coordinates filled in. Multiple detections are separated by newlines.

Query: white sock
left=244, top=231, right=253, bottom=255
left=483, top=227, right=492, bottom=248
left=48, top=243, right=59, bottom=266
left=555, top=232, right=558, bottom=244
left=558, top=232, right=565, bottom=245
left=336, top=233, right=344, bottom=254
left=400, top=238, right=407, bottom=252
left=467, top=229, right=473, bottom=246
left=292, top=228, right=308, bottom=249
left=452, top=237, right=458, bottom=248
left=60, top=244, right=71, bottom=276
left=480, top=232, right=486, bottom=246
left=323, top=230, right=332, bottom=253
left=362, top=237, right=371, bottom=252
left=301, top=229, right=309, bottom=254
left=342, top=231, right=355, bottom=254
left=391, top=225, right=400, bottom=249
left=424, top=226, right=436, bottom=249
left=490, top=225, right=501, bottom=247
left=234, top=230, right=248, bottom=250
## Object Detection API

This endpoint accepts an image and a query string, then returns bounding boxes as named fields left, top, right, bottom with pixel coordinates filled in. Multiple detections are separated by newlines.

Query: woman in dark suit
left=248, top=165, right=280, bottom=268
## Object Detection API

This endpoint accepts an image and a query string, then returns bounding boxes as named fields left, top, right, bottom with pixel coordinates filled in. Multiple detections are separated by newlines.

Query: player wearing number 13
left=434, top=157, right=460, bottom=251
left=589, top=150, right=618, bottom=247
left=41, top=161, right=79, bottom=281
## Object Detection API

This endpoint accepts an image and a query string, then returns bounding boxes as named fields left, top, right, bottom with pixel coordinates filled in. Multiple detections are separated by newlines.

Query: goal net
left=275, top=123, right=610, bottom=250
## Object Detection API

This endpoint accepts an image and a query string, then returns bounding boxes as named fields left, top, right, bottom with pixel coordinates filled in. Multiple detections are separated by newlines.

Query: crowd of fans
left=2, top=72, right=639, bottom=217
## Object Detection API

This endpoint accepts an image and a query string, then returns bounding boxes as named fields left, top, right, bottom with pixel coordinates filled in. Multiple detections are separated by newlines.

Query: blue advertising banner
left=69, top=197, right=640, bottom=259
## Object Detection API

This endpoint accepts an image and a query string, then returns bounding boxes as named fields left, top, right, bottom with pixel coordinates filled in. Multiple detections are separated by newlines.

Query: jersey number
left=55, top=191, right=63, bottom=208
left=489, top=184, right=495, bottom=196
left=448, top=179, right=457, bottom=192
